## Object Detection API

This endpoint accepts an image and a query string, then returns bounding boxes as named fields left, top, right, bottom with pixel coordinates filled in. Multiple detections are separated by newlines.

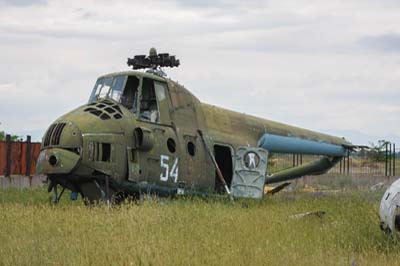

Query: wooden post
left=347, top=149, right=350, bottom=175
left=25, top=135, right=31, bottom=177
left=5, top=134, right=11, bottom=177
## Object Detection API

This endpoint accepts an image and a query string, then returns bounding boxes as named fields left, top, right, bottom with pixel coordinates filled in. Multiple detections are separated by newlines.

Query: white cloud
left=0, top=0, right=399, bottom=145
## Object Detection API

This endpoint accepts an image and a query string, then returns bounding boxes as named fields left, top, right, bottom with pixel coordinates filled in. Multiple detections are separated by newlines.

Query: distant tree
left=0, top=131, right=23, bottom=142
left=366, top=140, right=389, bottom=162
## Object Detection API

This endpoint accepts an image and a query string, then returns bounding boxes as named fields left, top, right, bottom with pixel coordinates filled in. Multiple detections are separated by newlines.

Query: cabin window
left=187, top=141, right=196, bottom=156
left=155, top=82, right=167, bottom=102
left=88, top=141, right=112, bottom=163
left=101, top=143, right=111, bottom=162
left=167, top=138, right=176, bottom=153
left=139, top=78, right=159, bottom=123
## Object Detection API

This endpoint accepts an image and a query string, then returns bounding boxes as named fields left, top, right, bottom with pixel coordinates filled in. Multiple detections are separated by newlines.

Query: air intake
left=43, top=123, right=66, bottom=147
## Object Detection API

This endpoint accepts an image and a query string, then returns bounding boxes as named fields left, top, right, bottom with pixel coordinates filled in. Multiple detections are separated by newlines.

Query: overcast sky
left=0, top=0, right=399, bottom=145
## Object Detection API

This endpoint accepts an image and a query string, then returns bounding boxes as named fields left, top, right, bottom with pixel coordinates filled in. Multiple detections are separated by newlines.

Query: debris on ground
left=289, top=211, right=326, bottom=219
left=370, top=182, right=385, bottom=191
left=264, top=182, right=291, bottom=195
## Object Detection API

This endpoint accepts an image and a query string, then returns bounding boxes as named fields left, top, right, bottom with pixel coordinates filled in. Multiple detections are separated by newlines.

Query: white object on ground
left=380, top=178, right=400, bottom=233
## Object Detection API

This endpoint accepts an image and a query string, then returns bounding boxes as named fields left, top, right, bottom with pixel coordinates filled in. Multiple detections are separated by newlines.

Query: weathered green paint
left=265, top=156, right=341, bottom=184
left=36, top=148, right=81, bottom=174
left=37, top=70, right=351, bottom=201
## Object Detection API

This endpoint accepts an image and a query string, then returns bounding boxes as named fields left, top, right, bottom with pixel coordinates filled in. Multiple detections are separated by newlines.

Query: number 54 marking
left=160, top=155, right=179, bottom=182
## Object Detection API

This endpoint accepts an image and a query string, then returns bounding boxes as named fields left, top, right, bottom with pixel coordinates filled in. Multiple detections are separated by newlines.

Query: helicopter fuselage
left=37, top=70, right=349, bottom=201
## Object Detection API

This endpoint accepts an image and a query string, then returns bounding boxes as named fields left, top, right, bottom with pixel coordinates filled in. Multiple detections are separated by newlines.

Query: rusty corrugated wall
left=0, top=141, right=41, bottom=176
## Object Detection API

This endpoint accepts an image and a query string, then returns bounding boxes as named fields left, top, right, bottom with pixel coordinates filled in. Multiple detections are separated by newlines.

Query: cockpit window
left=100, top=77, right=113, bottom=98
left=89, top=78, right=103, bottom=101
left=89, top=77, right=113, bottom=102
left=140, top=78, right=159, bottom=123
left=121, top=76, right=139, bottom=112
left=108, top=75, right=126, bottom=102
left=89, top=75, right=140, bottom=113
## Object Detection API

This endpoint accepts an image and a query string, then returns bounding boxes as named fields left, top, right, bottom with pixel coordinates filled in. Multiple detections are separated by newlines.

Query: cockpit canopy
left=89, top=75, right=140, bottom=111
left=88, top=74, right=169, bottom=124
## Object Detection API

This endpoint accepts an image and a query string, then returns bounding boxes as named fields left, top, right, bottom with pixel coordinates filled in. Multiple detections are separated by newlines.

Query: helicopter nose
left=37, top=121, right=83, bottom=175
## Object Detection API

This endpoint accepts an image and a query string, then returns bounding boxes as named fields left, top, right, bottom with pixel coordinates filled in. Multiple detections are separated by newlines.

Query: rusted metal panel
left=0, top=140, right=41, bottom=176
left=30, top=143, right=41, bottom=175
left=10, top=142, right=23, bottom=175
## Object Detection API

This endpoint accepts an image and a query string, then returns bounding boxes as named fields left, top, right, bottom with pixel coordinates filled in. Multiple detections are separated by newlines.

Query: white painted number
left=160, top=155, right=169, bottom=181
left=171, top=157, right=179, bottom=183
left=160, top=155, right=179, bottom=182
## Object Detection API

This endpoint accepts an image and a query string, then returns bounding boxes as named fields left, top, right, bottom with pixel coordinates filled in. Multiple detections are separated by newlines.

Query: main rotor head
left=127, top=48, right=180, bottom=70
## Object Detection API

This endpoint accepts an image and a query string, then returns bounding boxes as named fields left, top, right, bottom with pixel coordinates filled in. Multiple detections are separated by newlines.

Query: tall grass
left=0, top=188, right=398, bottom=266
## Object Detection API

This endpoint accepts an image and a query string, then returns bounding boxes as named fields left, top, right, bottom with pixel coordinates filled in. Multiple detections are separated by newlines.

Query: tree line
left=0, top=131, right=22, bottom=142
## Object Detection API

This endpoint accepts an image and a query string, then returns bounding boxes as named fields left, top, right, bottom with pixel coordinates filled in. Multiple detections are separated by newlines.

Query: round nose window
left=187, top=141, right=196, bottom=156
left=243, top=152, right=260, bottom=169
left=167, top=138, right=176, bottom=153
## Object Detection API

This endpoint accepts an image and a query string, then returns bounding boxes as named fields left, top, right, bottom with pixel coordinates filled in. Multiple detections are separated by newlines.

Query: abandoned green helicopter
left=36, top=48, right=353, bottom=203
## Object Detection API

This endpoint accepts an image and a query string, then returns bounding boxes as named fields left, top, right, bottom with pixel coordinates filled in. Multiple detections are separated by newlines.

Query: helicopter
left=36, top=48, right=354, bottom=203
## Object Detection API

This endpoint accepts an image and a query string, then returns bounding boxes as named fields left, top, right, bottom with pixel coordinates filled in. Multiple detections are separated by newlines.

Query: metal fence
left=269, top=142, right=398, bottom=177
left=0, top=135, right=41, bottom=176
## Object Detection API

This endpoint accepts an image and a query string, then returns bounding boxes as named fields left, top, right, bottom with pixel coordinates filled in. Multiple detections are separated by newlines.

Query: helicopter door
left=132, top=78, right=180, bottom=185
left=214, top=145, right=233, bottom=193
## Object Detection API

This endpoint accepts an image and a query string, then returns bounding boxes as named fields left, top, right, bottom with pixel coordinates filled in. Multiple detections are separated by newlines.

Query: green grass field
left=0, top=188, right=399, bottom=266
